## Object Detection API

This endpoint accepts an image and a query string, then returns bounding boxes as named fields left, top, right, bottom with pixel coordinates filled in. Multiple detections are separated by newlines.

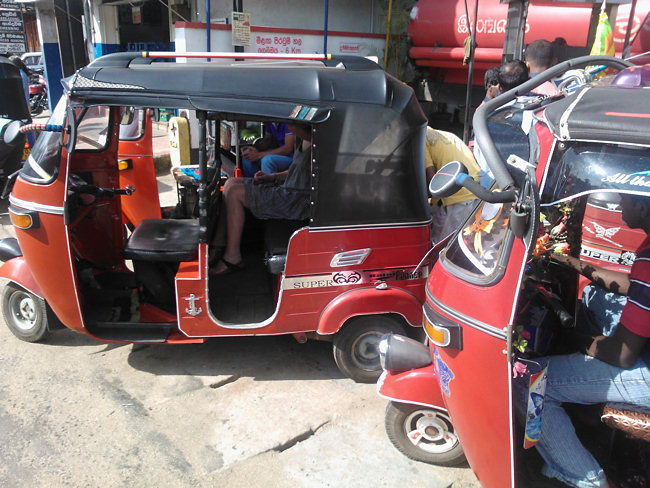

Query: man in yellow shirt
left=425, top=127, right=480, bottom=242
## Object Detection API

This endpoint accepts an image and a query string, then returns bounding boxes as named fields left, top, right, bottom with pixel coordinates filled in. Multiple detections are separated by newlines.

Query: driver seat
left=123, top=219, right=200, bottom=312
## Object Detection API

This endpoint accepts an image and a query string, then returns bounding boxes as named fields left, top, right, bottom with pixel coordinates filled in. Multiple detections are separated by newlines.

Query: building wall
left=191, top=0, right=384, bottom=34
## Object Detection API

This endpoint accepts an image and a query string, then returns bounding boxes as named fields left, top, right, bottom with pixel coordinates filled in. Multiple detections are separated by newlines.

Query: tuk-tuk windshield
left=20, top=98, right=67, bottom=184
left=442, top=201, right=513, bottom=280
left=541, top=141, right=650, bottom=205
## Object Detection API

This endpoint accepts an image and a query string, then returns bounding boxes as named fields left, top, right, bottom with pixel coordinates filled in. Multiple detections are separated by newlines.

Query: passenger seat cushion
left=602, top=403, right=650, bottom=442
left=123, top=219, right=199, bottom=262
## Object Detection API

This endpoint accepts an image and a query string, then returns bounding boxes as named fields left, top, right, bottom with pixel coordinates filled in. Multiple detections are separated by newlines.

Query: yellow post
left=169, top=116, right=191, bottom=166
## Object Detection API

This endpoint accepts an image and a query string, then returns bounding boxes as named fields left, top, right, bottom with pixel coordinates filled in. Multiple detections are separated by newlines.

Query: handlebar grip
left=456, top=173, right=516, bottom=203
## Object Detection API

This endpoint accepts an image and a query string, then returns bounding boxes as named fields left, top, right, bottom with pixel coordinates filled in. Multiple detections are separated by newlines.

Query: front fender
left=377, top=364, right=445, bottom=410
left=317, top=286, right=423, bottom=336
left=0, top=257, right=45, bottom=299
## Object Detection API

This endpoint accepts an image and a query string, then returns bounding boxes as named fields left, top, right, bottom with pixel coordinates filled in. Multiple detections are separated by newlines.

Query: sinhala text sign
left=0, top=0, right=26, bottom=54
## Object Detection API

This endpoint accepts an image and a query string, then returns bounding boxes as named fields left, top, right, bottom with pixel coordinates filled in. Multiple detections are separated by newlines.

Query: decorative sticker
left=524, top=365, right=548, bottom=449
left=289, top=105, right=303, bottom=118
left=433, top=347, right=454, bottom=397
left=305, top=107, right=318, bottom=121
left=282, top=267, right=429, bottom=290
left=297, top=106, right=310, bottom=119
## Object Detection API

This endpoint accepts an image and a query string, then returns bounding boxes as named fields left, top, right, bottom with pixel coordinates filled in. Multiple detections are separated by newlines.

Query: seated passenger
left=210, top=123, right=311, bottom=275
left=525, top=39, right=559, bottom=97
left=240, top=122, right=295, bottom=177
left=532, top=193, right=650, bottom=488
left=424, top=127, right=479, bottom=243
left=498, top=60, right=530, bottom=93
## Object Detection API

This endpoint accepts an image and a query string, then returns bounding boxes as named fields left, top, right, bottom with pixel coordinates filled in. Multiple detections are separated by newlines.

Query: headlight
left=380, top=334, right=432, bottom=373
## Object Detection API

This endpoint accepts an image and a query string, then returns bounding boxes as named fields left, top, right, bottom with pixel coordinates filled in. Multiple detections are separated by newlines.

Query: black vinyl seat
left=123, top=219, right=199, bottom=313
left=123, top=219, right=199, bottom=262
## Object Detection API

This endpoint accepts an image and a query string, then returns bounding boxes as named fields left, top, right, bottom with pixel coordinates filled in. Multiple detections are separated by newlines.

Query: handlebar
left=456, top=173, right=516, bottom=203
left=71, top=184, right=135, bottom=197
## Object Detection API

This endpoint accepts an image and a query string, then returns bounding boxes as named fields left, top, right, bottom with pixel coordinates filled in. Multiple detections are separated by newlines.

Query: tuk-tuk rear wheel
left=333, top=316, right=405, bottom=383
left=2, top=283, right=49, bottom=342
left=385, top=401, right=465, bottom=466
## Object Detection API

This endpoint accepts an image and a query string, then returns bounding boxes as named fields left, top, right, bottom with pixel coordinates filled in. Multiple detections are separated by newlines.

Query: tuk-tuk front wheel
left=333, top=316, right=405, bottom=383
left=2, top=283, right=49, bottom=342
left=385, top=401, right=465, bottom=466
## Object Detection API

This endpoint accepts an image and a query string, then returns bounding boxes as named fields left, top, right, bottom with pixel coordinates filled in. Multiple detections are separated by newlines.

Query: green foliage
left=380, top=0, right=417, bottom=82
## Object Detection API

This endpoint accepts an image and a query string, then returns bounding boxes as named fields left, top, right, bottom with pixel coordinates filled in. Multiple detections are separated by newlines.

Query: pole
left=462, top=0, right=479, bottom=144
left=622, top=0, right=638, bottom=58
left=206, top=0, right=211, bottom=60
left=323, top=0, right=329, bottom=54
left=383, top=0, right=393, bottom=71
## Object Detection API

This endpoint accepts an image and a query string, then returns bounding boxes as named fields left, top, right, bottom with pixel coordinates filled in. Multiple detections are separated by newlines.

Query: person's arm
left=552, top=254, right=631, bottom=295
left=565, top=325, right=647, bottom=368
left=242, top=133, right=296, bottom=162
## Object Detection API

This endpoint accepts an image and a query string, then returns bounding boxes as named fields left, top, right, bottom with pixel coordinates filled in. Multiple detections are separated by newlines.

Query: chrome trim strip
left=9, top=196, right=65, bottom=215
left=425, top=288, right=507, bottom=340
left=309, top=220, right=431, bottom=232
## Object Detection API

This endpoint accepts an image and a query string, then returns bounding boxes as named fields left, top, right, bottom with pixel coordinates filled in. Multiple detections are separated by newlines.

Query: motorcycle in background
left=29, top=73, right=48, bottom=116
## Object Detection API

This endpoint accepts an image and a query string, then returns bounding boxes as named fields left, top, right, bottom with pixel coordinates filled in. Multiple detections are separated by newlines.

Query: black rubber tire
left=1, top=283, right=49, bottom=342
left=333, top=315, right=405, bottom=383
left=385, top=401, right=466, bottom=466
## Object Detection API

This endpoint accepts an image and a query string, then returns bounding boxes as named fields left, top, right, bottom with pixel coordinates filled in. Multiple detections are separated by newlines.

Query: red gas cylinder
left=408, top=0, right=650, bottom=84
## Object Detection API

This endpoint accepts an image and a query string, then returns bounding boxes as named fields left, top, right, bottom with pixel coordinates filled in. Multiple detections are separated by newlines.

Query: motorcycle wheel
left=30, top=95, right=43, bottom=116
left=1, top=283, right=49, bottom=342
left=333, top=315, right=404, bottom=383
left=385, top=401, right=466, bottom=466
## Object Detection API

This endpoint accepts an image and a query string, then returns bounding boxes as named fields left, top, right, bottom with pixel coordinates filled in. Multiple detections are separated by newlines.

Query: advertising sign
left=232, top=12, right=251, bottom=47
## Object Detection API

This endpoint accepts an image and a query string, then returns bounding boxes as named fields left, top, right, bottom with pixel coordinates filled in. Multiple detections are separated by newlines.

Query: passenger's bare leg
left=210, top=178, right=247, bottom=274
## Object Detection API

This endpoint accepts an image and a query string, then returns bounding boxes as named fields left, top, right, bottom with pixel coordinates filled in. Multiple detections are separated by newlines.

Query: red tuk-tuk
left=378, top=55, right=650, bottom=486
left=0, top=52, right=433, bottom=383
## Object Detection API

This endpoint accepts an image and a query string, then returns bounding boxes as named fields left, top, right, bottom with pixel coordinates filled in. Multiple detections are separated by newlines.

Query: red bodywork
left=4, top=108, right=430, bottom=344
left=377, top=363, right=445, bottom=410
left=408, top=0, right=650, bottom=85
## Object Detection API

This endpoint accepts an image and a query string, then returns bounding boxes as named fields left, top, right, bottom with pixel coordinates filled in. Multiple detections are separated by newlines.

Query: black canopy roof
left=543, top=85, right=650, bottom=147
left=66, top=53, right=430, bottom=227
left=68, top=53, right=406, bottom=122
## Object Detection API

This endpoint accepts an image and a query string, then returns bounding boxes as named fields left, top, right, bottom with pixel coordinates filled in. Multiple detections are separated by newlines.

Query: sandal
left=209, top=257, right=246, bottom=276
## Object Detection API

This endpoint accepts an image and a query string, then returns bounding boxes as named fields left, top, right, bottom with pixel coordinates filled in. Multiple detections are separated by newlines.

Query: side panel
left=118, top=113, right=161, bottom=225
left=11, top=177, right=84, bottom=330
left=428, top=238, right=529, bottom=488
left=179, top=226, right=430, bottom=337
left=0, top=257, right=45, bottom=298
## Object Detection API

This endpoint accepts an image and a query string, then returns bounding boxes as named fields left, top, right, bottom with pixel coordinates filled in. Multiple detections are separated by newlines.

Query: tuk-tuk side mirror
left=429, top=160, right=467, bottom=198
left=65, top=106, right=77, bottom=153
left=2, top=120, right=23, bottom=144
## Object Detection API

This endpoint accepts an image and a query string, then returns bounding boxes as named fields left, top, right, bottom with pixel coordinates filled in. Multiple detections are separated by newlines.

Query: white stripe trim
left=627, top=298, right=650, bottom=312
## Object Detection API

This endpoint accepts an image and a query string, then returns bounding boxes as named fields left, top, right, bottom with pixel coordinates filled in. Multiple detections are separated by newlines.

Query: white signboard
left=232, top=12, right=251, bottom=47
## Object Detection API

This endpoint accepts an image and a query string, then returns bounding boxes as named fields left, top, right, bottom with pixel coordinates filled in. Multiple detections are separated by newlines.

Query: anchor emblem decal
left=185, top=294, right=203, bottom=316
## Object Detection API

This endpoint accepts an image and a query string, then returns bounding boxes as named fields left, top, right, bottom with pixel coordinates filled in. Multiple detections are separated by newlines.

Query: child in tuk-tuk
left=533, top=193, right=650, bottom=488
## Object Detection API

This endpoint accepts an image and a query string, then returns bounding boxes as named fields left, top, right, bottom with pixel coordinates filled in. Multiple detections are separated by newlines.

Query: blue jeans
left=241, top=154, right=293, bottom=177
left=534, top=353, right=650, bottom=487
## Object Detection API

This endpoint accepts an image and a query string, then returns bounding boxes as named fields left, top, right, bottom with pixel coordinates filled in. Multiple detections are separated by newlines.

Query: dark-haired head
left=498, top=60, right=529, bottom=92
